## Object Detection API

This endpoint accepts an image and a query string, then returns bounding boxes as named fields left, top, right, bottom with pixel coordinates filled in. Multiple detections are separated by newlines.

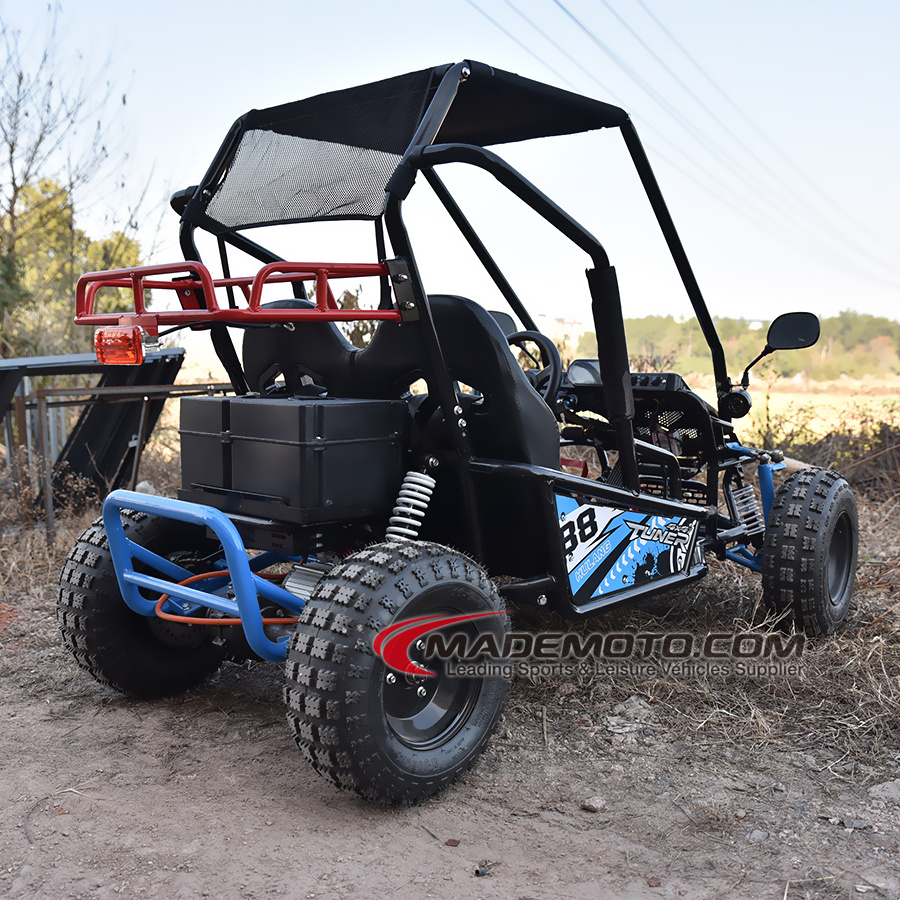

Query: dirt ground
left=1, top=503, right=899, bottom=900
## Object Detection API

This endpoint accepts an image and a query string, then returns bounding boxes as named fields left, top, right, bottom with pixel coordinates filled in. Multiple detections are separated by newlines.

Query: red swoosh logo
left=373, top=611, right=508, bottom=677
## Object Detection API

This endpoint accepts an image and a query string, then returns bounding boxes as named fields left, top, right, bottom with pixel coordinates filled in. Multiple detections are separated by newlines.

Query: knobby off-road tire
left=762, top=468, right=858, bottom=636
left=284, top=540, right=510, bottom=804
left=57, top=512, right=226, bottom=699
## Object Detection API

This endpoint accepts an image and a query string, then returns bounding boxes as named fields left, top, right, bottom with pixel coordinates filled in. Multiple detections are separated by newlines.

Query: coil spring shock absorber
left=730, top=483, right=766, bottom=538
left=385, top=471, right=436, bottom=540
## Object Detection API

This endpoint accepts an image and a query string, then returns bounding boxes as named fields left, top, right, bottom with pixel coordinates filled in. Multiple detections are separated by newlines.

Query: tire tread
left=762, top=468, right=857, bottom=636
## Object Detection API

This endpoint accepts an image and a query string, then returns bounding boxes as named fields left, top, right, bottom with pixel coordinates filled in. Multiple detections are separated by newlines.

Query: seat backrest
left=242, top=299, right=360, bottom=396
left=488, top=309, right=518, bottom=336
left=241, top=295, right=559, bottom=469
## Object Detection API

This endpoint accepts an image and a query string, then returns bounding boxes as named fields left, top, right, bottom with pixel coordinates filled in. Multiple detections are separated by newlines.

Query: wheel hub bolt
left=416, top=686, right=427, bottom=698
left=386, top=673, right=397, bottom=684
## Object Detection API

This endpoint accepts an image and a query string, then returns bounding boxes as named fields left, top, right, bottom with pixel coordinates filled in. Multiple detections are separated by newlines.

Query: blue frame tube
left=722, top=442, right=786, bottom=573
left=724, top=545, right=762, bottom=573
left=725, top=442, right=785, bottom=520
left=102, top=490, right=305, bottom=661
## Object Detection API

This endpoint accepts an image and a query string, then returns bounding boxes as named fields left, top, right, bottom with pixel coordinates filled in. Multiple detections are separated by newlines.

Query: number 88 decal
left=561, top=506, right=599, bottom=555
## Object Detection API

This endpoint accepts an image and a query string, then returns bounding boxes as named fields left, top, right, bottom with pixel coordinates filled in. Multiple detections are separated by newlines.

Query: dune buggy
left=58, top=61, right=857, bottom=803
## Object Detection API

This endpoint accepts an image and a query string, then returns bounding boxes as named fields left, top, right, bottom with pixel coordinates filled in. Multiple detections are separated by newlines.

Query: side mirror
left=737, top=311, right=820, bottom=394
left=766, top=311, right=820, bottom=350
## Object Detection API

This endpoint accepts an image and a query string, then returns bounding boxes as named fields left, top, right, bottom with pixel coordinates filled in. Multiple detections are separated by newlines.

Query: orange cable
left=154, top=570, right=299, bottom=626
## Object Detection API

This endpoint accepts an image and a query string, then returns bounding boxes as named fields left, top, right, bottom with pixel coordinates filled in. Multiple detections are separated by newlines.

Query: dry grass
left=746, top=396, right=900, bottom=499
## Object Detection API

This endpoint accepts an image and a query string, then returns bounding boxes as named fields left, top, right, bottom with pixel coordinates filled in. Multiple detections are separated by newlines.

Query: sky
left=4, top=0, right=899, bottom=332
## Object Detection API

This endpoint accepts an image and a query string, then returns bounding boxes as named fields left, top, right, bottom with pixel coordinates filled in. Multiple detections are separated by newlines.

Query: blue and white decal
left=555, top=494, right=699, bottom=606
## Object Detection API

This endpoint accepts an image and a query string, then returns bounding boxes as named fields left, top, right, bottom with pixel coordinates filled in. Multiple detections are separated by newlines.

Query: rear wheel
left=762, top=468, right=858, bottom=636
left=57, top=512, right=226, bottom=698
left=284, top=540, right=510, bottom=804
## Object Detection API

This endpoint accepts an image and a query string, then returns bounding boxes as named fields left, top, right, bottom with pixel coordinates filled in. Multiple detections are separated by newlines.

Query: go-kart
left=58, top=61, right=857, bottom=803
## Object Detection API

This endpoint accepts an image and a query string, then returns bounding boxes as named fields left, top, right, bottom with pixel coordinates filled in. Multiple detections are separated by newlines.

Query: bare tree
left=0, top=6, right=116, bottom=255
left=0, top=5, right=143, bottom=355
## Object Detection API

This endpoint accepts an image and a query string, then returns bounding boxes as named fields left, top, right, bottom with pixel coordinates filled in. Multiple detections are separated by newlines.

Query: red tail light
left=95, top=326, right=144, bottom=365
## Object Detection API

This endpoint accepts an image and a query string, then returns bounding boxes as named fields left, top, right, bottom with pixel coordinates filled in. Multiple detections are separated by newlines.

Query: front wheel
left=284, top=541, right=510, bottom=804
left=762, top=468, right=858, bottom=636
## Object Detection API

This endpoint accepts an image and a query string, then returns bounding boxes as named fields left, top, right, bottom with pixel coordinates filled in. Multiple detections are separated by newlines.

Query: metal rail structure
left=0, top=349, right=193, bottom=538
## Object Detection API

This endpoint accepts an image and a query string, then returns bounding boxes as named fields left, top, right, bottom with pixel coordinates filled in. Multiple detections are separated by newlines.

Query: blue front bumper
left=102, top=490, right=306, bottom=661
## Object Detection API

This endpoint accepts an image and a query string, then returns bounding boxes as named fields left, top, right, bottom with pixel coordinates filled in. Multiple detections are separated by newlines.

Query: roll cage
left=79, top=59, right=734, bottom=491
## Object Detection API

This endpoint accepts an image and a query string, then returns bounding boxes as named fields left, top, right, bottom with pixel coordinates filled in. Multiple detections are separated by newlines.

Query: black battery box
left=179, top=395, right=409, bottom=526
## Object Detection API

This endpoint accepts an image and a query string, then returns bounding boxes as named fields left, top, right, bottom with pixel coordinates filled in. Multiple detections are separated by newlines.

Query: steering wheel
left=506, top=330, right=563, bottom=413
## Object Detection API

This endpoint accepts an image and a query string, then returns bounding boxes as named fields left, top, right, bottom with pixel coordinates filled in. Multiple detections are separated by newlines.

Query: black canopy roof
left=189, top=61, right=629, bottom=230
left=244, top=60, right=628, bottom=152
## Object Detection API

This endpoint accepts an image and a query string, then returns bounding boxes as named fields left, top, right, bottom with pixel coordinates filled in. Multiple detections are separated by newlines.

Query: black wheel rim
left=382, top=604, right=488, bottom=751
left=827, top=511, right=853, bottom=606
left=383, top=662, right=482, bottom=750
